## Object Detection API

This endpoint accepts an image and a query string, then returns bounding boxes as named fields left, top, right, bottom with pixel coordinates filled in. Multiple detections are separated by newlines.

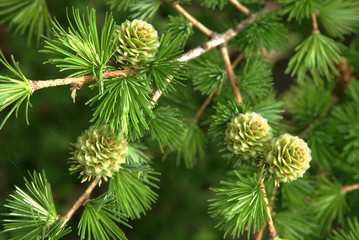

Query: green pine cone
left=264, top=134, right=311, bottom=183
left=113, top=19, right=159, bottom=69
left=224, top=112, right=272, bottom=160
left=69, top=125, right=128, bottom=184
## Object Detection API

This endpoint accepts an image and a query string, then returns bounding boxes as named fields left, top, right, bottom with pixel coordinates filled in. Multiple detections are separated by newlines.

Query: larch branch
left=30, top=2, right=278, bottom=106
left=30, top=69, right=141, bottom=92
left=342, top=183, right=359, bottom=193
left=311, top=12, right=319, bottom=34
left=231, top=53, right=243, bottom=69
left=256, top=225, right=265, bottom=240
left=61, top=178, right=99, bottom=227
left=229, top=0, right=251, bottom=16
left=219, top=44, right=242, bottom=105
left=165, top=0, right=213, bottom=36
left=193, top=90, right=218, bottom=122
left=256, top=165, right=278, bottom=240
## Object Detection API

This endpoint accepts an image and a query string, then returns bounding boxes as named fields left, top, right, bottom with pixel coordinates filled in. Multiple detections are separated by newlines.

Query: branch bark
left=229, top=0, right=251, bottom=16
left=219, top=44, right=242, bottom=105
left=165, top=0, right=213, bottom=36
left=193, top=90, right=218, bottom=122
left=30, top=69, right=141, bottom=92
left=342, top=183, right=359, bottom=193
left=311, top=12, right=319, bottom=33
left=256, top=165, right=278, bottom=240
left=61, top=178, right=99, bottom=227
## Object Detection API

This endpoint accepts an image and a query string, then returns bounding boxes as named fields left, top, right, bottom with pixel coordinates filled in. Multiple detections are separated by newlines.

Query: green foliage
left=286, top=33, right=343, bottom=85
left=147, top=31, right=186, bottom=93
left=279, top=0, right=319, bottom=23
left=1, top=0, right=359, bottom=239
left=42, top=8, right=117, bottom=93
left=149, top=106, right=184, bottom=151
left=208, top=172, right=268, bottom=239
left=345, top=35, right=359, bottom=70
left=175, top=119, right=207, bottom=168
left=87, top=76, right=154, bottom=137
left=166, top=15, right=194, bottom=46
left=345, top=80, right=359, bottom=103
left=105, top=0, right=135, bottom=12
left=78, top=194, right=130, bottom=240
left=130, top=0, right=161, bottom=22
left=190, top=50, right=226, bottom=96
left=0, top=52, right=32, bottom=129
left=105, top=0, right=163, bottom=21
left=331, top=102, right=359, bottom=164
left=108, top=165, right=159, bottom=220
left=318, top=0, right=359, bottom=39
left=2, top=171, right=70, bottom=240
left=330, top=218, right=359, bottom=240
left=282, top=81, right=333, bottom=129
left=313, top=178, right=348, bottom=232
left=233, top=14, right=288, bottom=56
left=126, top=143, right=151, bottom=165
left=201, top=0, right=228, bottom=10
left=0, top=0, right=51, bottom=43
left=280, top=178, right=314, bottom=209
left=239, top=58, right=273, bottom=97
left=274, top=211, right=318, bottom=240
left=306, top=120, right=339, bottom=169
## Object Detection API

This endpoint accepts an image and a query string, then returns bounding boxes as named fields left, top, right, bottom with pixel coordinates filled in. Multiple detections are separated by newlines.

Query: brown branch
left=231, top=53, right=243, bottom=69
left=61, top=178, right=99, bottom=227
left=165, top=0, right=214, bottom=36
left=256, top=165, right=278, bottom=240
left=311, top=12, right=319, bottom=34
left=176, top=14, right=257, bottom=63
left=342, top=183, right=359, bottom=194
left=256, top=225, right=265, bottom=240
left=30, top=69, right=141, bottom=92
left=193, top=90, right=218, bottom=122
left=229, top=0, right=251, bottom=16
left=219, top=44, right=242, bottom=105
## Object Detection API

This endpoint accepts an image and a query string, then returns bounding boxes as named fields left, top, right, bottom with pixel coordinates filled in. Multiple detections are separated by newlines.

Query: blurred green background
left=0, top=0, right=298, bottom=239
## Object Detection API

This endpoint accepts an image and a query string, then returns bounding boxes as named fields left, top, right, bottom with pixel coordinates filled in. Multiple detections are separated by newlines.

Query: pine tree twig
left=193, top=90, right=218, bottom=122
left=61, top=178, right=99, bottom=227
left=311, top=11, right=319, bottom=33
left=30, top=2, right=277, bottom=105
left=342, top=183, right=359, bottom=193
left=229, top=0, right=251, bottom=16
left=219, top=44, right=242, bottom=105
left=260, top=178, right=278, bottom=239
left=30, top=69, right=141, bottom=93
left=231, top=53, right=243, bottom=69
left=150, top=89, right=162, bottom=109
left=165, top=0, right=214, bottom=36
left=176, top=14, right=257, bottom=62
left=256, top=165, right=278, bottom=240
left=256, top=225, right=265, bottom=240
left=151, top=13, right=259, bottom=104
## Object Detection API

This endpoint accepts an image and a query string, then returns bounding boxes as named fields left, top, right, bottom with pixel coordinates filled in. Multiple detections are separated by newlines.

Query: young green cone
left=113, top=19, right=159, bottom=69
left=224, top=112, right=272, bottom=160
left=69, top=125, right=128, bottom=184
left=264, top=134, right=311, bottom=184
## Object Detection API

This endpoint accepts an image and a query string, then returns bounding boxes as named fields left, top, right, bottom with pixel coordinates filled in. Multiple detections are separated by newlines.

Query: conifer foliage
left=1, top=0, right=359, bottom=239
